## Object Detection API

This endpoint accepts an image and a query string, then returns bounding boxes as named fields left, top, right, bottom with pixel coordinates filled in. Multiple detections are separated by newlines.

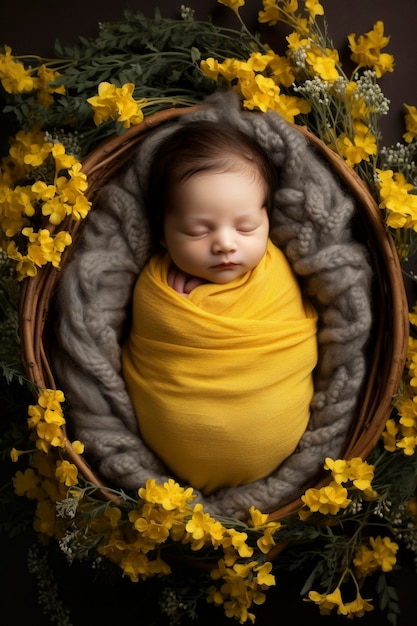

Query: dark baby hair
left=146, top=120, right=278, bottom=242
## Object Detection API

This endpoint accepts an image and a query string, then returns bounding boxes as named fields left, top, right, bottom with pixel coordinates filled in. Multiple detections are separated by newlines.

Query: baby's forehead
left=168, top=171, right=269, bottom=219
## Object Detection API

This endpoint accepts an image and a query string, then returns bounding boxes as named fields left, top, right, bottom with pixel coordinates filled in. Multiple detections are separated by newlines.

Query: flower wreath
left=2, top=2, right=417, bottom=625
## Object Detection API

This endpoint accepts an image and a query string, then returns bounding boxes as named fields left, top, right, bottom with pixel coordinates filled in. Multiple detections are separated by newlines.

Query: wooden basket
left=19, top=106, right=409, bottom=519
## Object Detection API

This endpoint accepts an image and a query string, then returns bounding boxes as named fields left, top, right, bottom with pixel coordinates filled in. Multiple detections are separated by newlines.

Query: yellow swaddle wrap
left=122, top=240, right=317, bottom=494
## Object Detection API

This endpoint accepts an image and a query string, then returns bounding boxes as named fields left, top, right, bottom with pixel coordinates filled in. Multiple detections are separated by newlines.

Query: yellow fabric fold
left=122, top=240, right=318, bottom=494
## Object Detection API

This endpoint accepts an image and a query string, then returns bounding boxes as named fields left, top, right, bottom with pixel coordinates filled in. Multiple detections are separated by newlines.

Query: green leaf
left=190, top=46, right=201, bottom=63
left=376, top=573, right=401, bottom=625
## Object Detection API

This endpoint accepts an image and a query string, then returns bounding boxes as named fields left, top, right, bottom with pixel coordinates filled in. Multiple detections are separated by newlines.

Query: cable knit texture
left=52, top=92, right=373, bottom=520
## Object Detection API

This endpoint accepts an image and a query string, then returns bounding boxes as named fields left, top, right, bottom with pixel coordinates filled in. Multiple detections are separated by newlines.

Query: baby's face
left=162, top=169, right=270, bottom=284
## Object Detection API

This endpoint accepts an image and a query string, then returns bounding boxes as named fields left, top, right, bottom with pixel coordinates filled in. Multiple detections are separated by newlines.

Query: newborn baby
left=122, top=120, right=318, bottom=494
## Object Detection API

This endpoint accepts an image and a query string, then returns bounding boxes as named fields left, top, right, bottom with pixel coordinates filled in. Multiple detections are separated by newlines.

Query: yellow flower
left=33, top=65, right=66, bottom=107
left=308, top=586, right=346, bottom=616
left=49, top=162, right=91, bottom=223
left=309, top=585, right=373, bottom=618
left=35, top=422, right=66, bottom=452
left=248, top=505, right=281, bottom=531
left=51, top=143, right=78, bottom=172
left=27, top=389, right=67, bottom=451
left=286, top=31, right=310, bottom=52
left=301, top=480, right=351, bottom=515
left=34, top=498, right=63, bottom=538
left=376, top=168, right=417, bottom=230
left=222, top=528, right=254, bottom=558
left=200, top=57, right=222, bottom=80
left=10, top=448, right=25, bottom=462
left=31, top=180, right=56, bottom=202
left=247, top=50, right=275, bottom=73
left=41, top=191, right=73, bottom=224
left=87, top=82, right=144, bottom=128
left=306, top=47, right=340, bottom=82
left=344, top=593, right=374, bottom=618
left=254, top=561, right=275, bottom=587
left=13, top=137, right=53, bottom=168
left=240, top=73, right=310, bottom=122
left=397, top=396, right=417, bottom=428
left=348, top=21, right=394, bottom=78
left=268, top=53, right=295, bottom=87
left=119, top=549, right=171, bottom=582
left=0, top=46, right=35, bottom=94
left=6, top=243, right=35, bottom=279
left=305, top=0, right=324, bottom=22
left=403, top=103, right=417, bottom=143
left=382, top=418, right=399, bottom=452
left=354, top=536, right=399, bottom=577
left=209, top=559, right=267, bottom=624
left=324, top=457, right=376, bottom=493
left=71, top=440, right=85, bottom=454
left=397, top=435, right=417, bottom=456
left=12, top=468, right=40, bottom=497
left=113, top=84, right=145, bottom=127
left=257, top=526, right=278, bottom=554
left=258, top=0, right=281, bottom=26
left=336, top=121, right=377, bottom=167
left=55, top=460, right=78, bottom=487
left=185, top=503, right=225, bottom=550
left=248, top=506, right=269, bottom=527
left=231, top=59, right=256, bottom=82
left=138, top=478, right=195, bottom=511
left=131, top=512, right=170, bottom=544
left=239, top=74, right=278, bottom=112
left=105, top=506, right=122, bottom=528
left=218, top=0, right=245, bottom=13
left=20, top=227, right=72, bottom=270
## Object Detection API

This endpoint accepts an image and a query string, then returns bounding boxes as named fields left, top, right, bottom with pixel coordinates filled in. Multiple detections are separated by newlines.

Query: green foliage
left=0, top=9, right=261, bottom=154
left=376, top=572, right=401, bottom=626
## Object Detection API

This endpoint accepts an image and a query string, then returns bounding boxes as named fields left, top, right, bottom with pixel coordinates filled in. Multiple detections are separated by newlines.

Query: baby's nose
left=212, top=229, right=237, bottom=253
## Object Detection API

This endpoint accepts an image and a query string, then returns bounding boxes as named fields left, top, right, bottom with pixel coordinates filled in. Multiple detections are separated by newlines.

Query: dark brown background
left=1, top=1, right=417, bottom=625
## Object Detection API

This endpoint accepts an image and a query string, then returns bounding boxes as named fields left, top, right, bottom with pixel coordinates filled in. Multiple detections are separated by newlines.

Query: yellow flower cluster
left=208, top=558, right=275, bottom=624
left=86, top=479, right=280, bottom=624
left=0, top=45, right=65, bottom=106
left=11, top=389, right=84, bottom=538
left=0, top=126, right=91, bottom=279
left=376, top=168, right=417, bottom=235
left=13, top=451, right=69, bottom=538
left=19, top=475, right=277, bottom=624
left=27, top=388, right=67, bottom=452
left=201, top=52, right=310, bottom=123
left=353, top=535, right=399, bottom=577
left=308, top=535, right=398, bottom=617
left=13, top=388, right=82, bottom=456
left=383, top=316, right=417, bottom=454
left=87, top=82, right=145, bottom=128
left=308, top=584, right=373, bottom=619
left=299, top=456, right=398, bottom=619
left=201, top=1, right=393, bottom=169
left=300, top=457, right=377, bottom=519
left=258, top=0, right=323, bottom=27
left=348, top=20, right=394, bottom=79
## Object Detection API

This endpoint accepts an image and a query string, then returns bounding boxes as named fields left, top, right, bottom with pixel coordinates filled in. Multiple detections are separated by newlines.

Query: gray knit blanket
left=53, top=92, right=372, bottom=520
